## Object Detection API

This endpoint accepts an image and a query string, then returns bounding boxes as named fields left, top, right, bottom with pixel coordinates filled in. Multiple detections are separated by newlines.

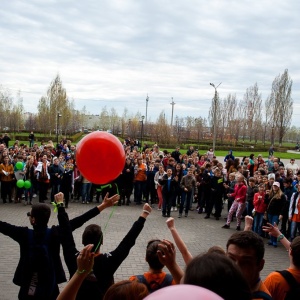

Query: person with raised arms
left=55, top=191, right=152, bottom=299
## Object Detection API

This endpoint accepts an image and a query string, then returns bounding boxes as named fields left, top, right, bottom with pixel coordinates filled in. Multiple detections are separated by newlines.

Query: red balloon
left=76, top=131, right=125, bottom=184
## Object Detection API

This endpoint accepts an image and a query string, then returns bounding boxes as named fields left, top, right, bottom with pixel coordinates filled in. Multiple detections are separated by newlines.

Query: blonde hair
left=270, top=186, right=284, bottom=199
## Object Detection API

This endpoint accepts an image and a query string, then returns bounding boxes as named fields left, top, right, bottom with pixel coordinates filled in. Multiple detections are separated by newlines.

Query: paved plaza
left=0, top=196, right=291, bottom=299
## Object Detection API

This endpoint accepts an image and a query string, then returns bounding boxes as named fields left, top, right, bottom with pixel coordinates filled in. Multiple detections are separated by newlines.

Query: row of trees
left=208, top=69, right=293, bottom=146
left=0, top=89, right=24, bottom=133
left=0, top=69, right=296, bottom=146
left=0, top=77, right=85, bottom=137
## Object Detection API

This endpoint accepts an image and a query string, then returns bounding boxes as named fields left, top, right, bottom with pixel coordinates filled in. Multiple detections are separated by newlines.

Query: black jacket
left=265, top=194, right=286, bottom=216
left=58, top=207, right=146, bottom=299
left=49, top=164, right=63, bottom=185
left=159, top=174, right=178, bottom=195
left=0, top=206, right=101, bottom=298
left=246, top=185, right=258, bottom=205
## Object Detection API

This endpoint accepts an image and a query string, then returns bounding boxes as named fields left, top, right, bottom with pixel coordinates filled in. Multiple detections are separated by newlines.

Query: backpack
left=276, top=270, right=300, bottom=300
left=136, top=273, right=173, bottom=293
left=252, top=290, right=273, bottom=300
left=26, top=228, right=56, bottom=299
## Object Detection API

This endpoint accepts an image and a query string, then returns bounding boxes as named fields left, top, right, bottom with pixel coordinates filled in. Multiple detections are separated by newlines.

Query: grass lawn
left=6, top=135, right=300, bottom=160
left=214, top=151, right=300, bottom=159
left=162, top=149, right=300, bottom=159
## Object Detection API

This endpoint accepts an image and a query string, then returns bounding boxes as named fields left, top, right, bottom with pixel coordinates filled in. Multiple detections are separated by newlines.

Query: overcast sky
left=1, top=0, right=299, bottom=126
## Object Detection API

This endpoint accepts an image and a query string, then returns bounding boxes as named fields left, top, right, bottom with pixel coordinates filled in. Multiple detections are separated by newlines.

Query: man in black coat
left=0, top=200, right=113, bottom=299
left=56, top=192, right=152, bottom=300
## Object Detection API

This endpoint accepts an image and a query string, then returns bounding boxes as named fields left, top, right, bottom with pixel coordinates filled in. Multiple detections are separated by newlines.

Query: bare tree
left=99, top=106, right=109, bottom=130
left=24, top=113, right=37, bottom=131
left=218, top=94, right=237, bottom=143
left=174, top=116, right=185, bottom=144
left=153, top=111, right=171, bottom=144
left=285, top=126, right=300, bottom=143
left=47, top=74, right=68, bottom=135
left=0, top=86, right=13, bottom=130
left=10, top=92, right=24, bottom=133
left=36, top=75, right=74, bottom=136
left=244, top=83, right=262, bottom=141
left=222, top=94, right=238, bottom=143
left=109, top=107, right=119, bottom=134
left=208, top=92, right=222, bottom=142
left=269, top=69, right=293, bottom=145
left=185, top=116, right=194, bottom=140
left=229, top=99, right=245, bottom=144
left=193, top=117, right=206, bottom=146
left=37, top=96, right=51, bottom=134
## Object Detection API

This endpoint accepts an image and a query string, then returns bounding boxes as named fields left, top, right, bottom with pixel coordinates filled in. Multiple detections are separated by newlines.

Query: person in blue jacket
left=224, top=150, right=235, bottom=162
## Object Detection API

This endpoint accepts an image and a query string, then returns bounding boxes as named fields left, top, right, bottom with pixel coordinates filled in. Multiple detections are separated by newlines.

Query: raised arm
left=244, top=216, right=253, bottom=231
left=157, top=239, right=184, bottom=284
left=103, top=203, right=152, bottom=275
left=262, top=222, right=291, bottom=250
left=55, top=192, right=78, bottom=277
left=69, top=193, right=120, bottom=231
left=166, top=217, right=193, bottom=264
left=56, top=192, right=120, bottom=277
left=56, top=244, right=95, bottom=300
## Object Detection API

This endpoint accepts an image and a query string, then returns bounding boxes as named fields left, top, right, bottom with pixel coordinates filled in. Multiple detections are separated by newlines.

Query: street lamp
left=140, top=116, right=145, bottom=151
left=271, top=125, right=275, bottom=146
left=56, top=112, right=62, bottom=146
left=210, top=82, right=222, bottom=152
left=145, top=95, right=149, bottom=125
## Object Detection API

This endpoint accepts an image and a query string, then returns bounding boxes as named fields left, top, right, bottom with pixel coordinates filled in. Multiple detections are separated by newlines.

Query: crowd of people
left=1, top=136, right=300, bottom=241
left=1, top=134, right=300, bottom=299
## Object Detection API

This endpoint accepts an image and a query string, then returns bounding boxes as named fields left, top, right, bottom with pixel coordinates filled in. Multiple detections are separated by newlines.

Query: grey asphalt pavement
left=0, top=196, right=290, bottom=299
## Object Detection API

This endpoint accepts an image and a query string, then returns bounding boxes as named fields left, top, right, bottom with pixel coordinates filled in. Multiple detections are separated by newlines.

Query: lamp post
left=140, top=116, right=145, bottom=151
left=145, top=95, right=149, bottom=125
left=271, top=125, right=274, bottom=146
left=56, top=112, right=62, bottom=146
left=210, top=82, right=222, bottom=152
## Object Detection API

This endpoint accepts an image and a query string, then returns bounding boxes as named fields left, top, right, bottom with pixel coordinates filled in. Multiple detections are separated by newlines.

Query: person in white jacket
left=286, top=159, right=299, bottom=175
left=154, top=165, right=166, bottom=211
left=289, top=184, right=300, bottom=241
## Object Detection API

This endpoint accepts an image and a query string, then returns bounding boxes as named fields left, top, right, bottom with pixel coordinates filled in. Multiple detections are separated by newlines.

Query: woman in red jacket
left=253, top=183, right=267, bottom=235
left=222, top=175, right=247, bottom=231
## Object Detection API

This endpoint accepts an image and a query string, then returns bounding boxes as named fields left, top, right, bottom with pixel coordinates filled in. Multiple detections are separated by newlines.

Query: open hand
left=77, top=244, right=95, bottom=276
left=157, top=239, right=176, bottom=269
left=102, top=193, right=120, bottom=208
left=262, top=222, right=281, bottom=238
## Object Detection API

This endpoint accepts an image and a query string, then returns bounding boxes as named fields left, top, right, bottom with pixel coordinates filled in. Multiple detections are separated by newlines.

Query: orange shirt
left=292, top=201, right=300, bottom=222
left=264, top=268, right=300, bottom=300
left=252, top=281, right=272, bottom=300
left=129, top=271, right=175, bottom=288
left=135, top=163, right=147, bottom=181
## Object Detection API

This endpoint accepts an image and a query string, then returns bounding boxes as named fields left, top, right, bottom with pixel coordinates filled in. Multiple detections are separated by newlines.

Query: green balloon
left=24, top=180, right=31, bottom=189
left=16, top=179, right=25, bottom=188
left=16, top=161, right=23, bottom=170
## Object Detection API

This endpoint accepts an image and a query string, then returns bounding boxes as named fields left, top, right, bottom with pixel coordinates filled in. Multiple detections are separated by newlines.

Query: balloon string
left=96, top=184, right=112, bottom=192
left=94, top=204, right=116, bottom=252
left=94, top=183, right=120, bottom=252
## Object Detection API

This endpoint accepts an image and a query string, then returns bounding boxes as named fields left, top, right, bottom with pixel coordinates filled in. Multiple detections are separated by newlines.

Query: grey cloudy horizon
left=1, top=0, right=299, bottom=125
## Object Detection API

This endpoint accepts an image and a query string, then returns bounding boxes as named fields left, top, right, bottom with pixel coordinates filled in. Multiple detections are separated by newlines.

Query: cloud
left=0, top=0, right=299, bottom=125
